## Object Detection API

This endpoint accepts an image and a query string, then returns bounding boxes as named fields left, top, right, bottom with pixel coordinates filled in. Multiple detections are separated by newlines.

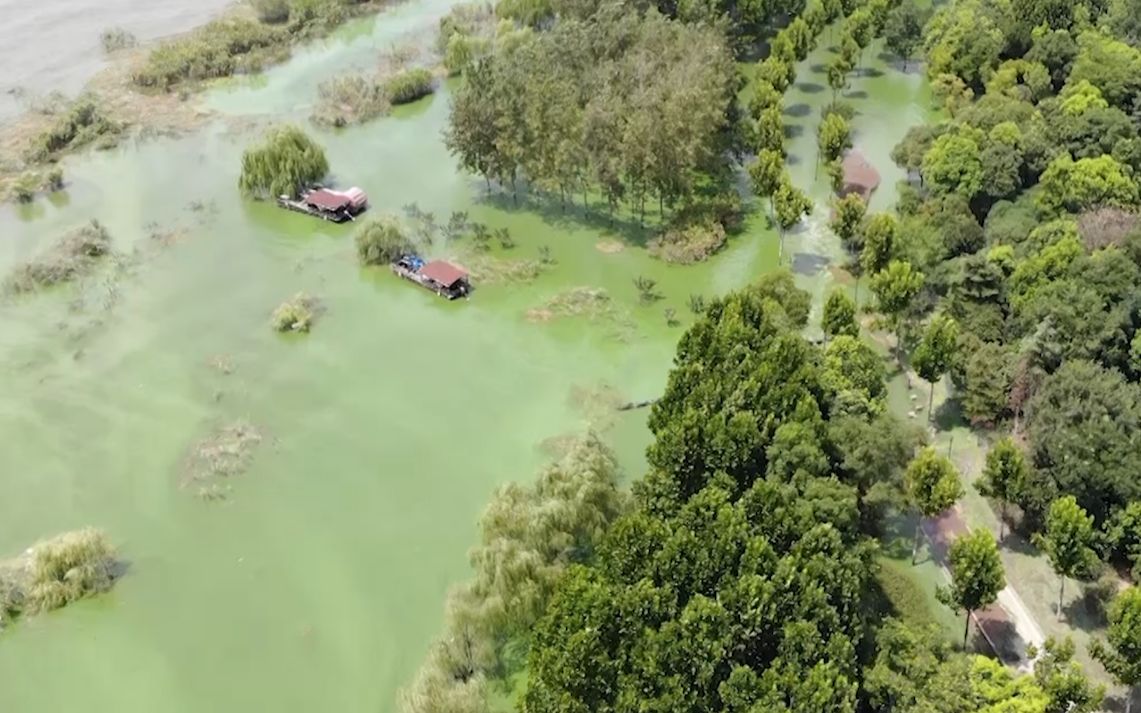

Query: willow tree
left=239, top=125, right=329, bottom=199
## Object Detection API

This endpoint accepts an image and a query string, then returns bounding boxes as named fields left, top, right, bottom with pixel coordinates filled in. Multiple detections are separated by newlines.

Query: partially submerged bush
left=238, top=125, right=328, bottom=199
left=12, top=172, right=37, bottom=203
left=100, top=27, right=138, bottom=53
left=26, top=96, right=120, bottom=163
left=0, top=528, right=119, bottom=625
left=252, top=0, right=292, bottom=23
left=383, top=68, right=435, bottom=105
left=526, top=287, right=614, bottom=322
left=181, top=421, right=263, bottom=500
left=312, top=75, right=389, bottom=127
left=354, top=216, right=414, bottom=265
left=271, top=292, right=319, bottom=332
left=647, top=219, right=727, bottom=264
left=133, top=18, right=287, bottom=90
left=4, top=220, right=112, bottom=294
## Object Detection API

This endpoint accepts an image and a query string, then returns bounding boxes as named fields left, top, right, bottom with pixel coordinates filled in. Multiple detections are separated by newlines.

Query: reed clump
left=271, top=292, right=319, bottom=332
left=0, top=528, right=119, bottom=626
left=4, top=220, right=112, bottom=294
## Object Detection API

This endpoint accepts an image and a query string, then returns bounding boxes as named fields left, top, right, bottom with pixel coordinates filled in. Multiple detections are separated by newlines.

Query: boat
left=276, top=186, right=368, bottom=223
left=391, top=255, right=472, bottom=300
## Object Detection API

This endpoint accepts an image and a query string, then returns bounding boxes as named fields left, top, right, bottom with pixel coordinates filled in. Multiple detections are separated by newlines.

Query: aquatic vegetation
left=25, top=96, right=120, bottom=164
left=399, top=434, right=625, bottom=713
left=253, top=0, right=292, bottom=24
left=525, top=287, right=614, bottom=323
left=181, top=421, right=264, bottom=499
left=647, top=220, right=727, bottom=264
left=382, top=68, right=435, bottom=105
left=311, top=75, right=389, bottom=127
left=354, top=216, right=414, bottom=265
left=238, top=125, right=329, bottom=199
left=0, top=529, right=119, bottom=626
left=271, top=292, right=319, bottom=332
left=12, top=172, right=37, bottom=203
left=438, top=3, right=495, bottom=76
left=632, top=275, right=661, bottom=304
left=3, top=220, right=112, bottom=294
left=132, top=18, right=288, bottom=90
left=100, top=27, right=138, bottom=53
left=460, top=254, right=544, bottom=284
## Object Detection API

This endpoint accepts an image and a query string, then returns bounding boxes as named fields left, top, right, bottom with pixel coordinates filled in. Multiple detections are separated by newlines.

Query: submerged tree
left=822, top=289, right=859, bottom=339
left=238, top=125, right=329, bottom=199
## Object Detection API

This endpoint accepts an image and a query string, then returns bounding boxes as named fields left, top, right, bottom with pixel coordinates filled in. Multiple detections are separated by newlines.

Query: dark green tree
left=822, top=289, right=858, bottom=339
left=911, top=314, right=959, bottom=422
left=1091, top=587, right=1141, bottom=713
left=976, top=437, right=1029, bottom=541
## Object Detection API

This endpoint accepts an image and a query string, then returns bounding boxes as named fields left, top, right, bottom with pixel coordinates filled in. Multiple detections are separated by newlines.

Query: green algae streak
left=0, top=5, right=928, bottom=711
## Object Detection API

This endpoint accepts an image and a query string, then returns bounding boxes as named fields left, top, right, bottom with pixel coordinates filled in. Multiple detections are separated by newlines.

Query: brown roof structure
left=304, top=189, right=351, bottom=211
left=420, top=260, right=468, bottom=288
left=840, top=150, right=881, bottom=201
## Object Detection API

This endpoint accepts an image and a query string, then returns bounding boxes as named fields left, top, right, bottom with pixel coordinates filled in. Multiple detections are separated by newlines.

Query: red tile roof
left=304, top=189, right=350, bottom=211
left=420, top=260, right=468, bottom=288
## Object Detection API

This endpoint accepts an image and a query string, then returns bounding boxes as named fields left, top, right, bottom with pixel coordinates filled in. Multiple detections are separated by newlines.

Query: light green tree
left=871, top=260, right=925, bottom=368
left=905, top=447, right=964, bottom=564
left=822, top=290, right=859, bottom=339
left=1092, top=587, right=1141, bottom=713
left=859, top=213, right=898, bottom=276
left=818, top=112, right=852, bottom=177
left=912, top=314, right=959, bottom=422
left=976, top=438, right=1029, bottom=541
left=1037, top=153, right=1140, bottom=215
left=938, top=528, right=1006, bottom=649
left=238, top=125, right=329, bottom=199
left=773, top=176, right=813, bottom=261
left=1036, top=496, right=1100, bottom=619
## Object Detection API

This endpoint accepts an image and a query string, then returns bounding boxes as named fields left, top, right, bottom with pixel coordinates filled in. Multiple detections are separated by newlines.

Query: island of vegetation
left=0, top=529, right=120, bottom=628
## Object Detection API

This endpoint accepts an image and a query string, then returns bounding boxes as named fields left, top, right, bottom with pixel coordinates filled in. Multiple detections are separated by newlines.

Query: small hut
left=840, top=150, right=881, bottom=202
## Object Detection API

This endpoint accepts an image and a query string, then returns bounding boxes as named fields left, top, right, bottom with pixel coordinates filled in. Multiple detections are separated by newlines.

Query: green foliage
left=353, top=215, right=414, bottom=266
left=937, top=528, right=1005, bottom=645
left=906, top=447, right=964, bottom=520
left=271, top=292, right=318, bottom=332
left=959, top=340, right=1014, bottom=426
left=773, top=176, right=812, bottom=231
left=1031, top=636, right=1105, bottom=713
left=238, top=125, right=329, bottom=199
left=831, top=192, right=867, bottom=254
left=870, top=260, right=924, bottom=323
left=1, top=529, right=119, bottom=623
left=822, top=289, right=858, bottom=339
left=312, top=74, right=388, bottom=126
left=1090, top=587, right=1141, bottom=695
left=749, top=149, right=784, bottom=198
left=1068, top=30, right=1141, bottom=112
left=860, top=212, right=898, bottom=275
left=976, top=437, right=1029, bottom=536
left=1036, top=153, right=1139, bottom=215
left=921, top=127, right=985, bottom=198
left=253, top=0, right=292, bottom=23
left=913, top=314, right=959, bottom=386
left=754, top=105, right=785, bottom=154
left=25, top=96, right=120, bottom=163
left=133, top=17, right=286, bottom=89
left=883, top=2, right=928, bottom=66
left=383, top=67, right=435, bottom=105
left=818, top=112, right=852, bottom=164
left=822, top=334, right=887, bottom=417
left=3, top=220, right=112, bottom=294
left=647, top=220, right=727, bottom=264
left=1037, top=496, right=1100, bottom=615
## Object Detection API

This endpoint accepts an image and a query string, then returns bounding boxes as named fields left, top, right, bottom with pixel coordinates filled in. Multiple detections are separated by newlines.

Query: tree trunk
left=854, top=274, right=861, bottom=308
left=511, top=173, right=518, bottom=205
left=963, top=611, right=972, bottom=649
left=1059, top=577, right=1065, bottom=619
left=1128, top=687, right=1134, bottom=713
left=582, top=186, right=588, bottom=213
left=927, top=381, right=935, bottom=423
left=912, top=518, right=923, bottom=564
left=999, top=501, right=1007, bottom=542
left=484, top=174, right=491, bottom=193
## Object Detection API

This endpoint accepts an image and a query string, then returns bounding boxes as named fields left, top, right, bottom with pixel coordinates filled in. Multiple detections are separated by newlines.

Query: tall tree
left=818, top=112, right=852, bottom=177
left=773, top=176, right=813, bottom=262
left=749, top=149, right=784, bottom=226
left=822, top=289, right=858, bottom=339
left=755, top=105, right=786, bottom=155
left=870, top=260, right=925, bottom=369
left=976, top=437, right=1029, bottom=541
left=1092, top=587, right=1141, bottom=713
left=238, top=125, right=329, bottom=199
left=831, top=193, right=867, bottom=255
left=905, top=447, right=964, bottom=564
left=1036, top=496, right=1099, bottom=619
left=883, top=1, right=928, bottom=70
left=859, top=213, right=898, bottom=276
left=911, top=314, right=959, bottom=422
left=938, top=528, right=1006, bottom=649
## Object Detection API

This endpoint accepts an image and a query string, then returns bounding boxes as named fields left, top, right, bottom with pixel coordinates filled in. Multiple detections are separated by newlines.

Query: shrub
left=253, top=0, right=291, bottom=23
left=238, top=125, right=328, bottom=199
left=647, top=220, right=727, bottom=264
left=4, top=220, right=112, bottom=294
left=26, top=96, right=120, bottom=163
left=100, top=27, right=137, bottom=52
left=12, top=172, right=37, bottom=203
left=132, top=18, right=286, bottom=90
left=311, top=75, right=388, bottom=127
left=354, top=215, right=414, bottom=265
left=383, top=68, right=435, bottom=105
left=271, top=292, right=319, bottom=332
left=45, top=167, right=64, bottom=191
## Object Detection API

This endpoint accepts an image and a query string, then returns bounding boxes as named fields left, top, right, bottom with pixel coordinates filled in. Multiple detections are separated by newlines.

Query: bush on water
left=25, top=96, right=120, bottom=164
left=354, top=216, right=414, bottom=265
left=238, top=125, right=329, bottom=199
left=383, top=68, right=435, bottom=105
left=3, top=221, right=112, bottom=294
left=271, top=292, right=319, bottom=332
left=0, top=529, right=119, bottom=626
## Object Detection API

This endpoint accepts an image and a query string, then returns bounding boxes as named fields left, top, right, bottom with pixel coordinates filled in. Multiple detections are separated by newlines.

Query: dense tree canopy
left=238, top=125, right=329, bottom=199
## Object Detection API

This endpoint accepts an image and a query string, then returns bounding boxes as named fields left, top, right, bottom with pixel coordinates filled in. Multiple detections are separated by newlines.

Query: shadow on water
left=784, top=124, right=804, bottom=139
left=784, top=102, right=812, bottom=118
left=791, top=251, right=830, bottom=276
left=478, top=189, right=655, bottom=247
left=932, top=397, right=966, bottom=432
left=858, top=67, right=886, bottom=79
left=845, top=89, right=870, bottom=100
left=798, top=82, right=826, bottom=94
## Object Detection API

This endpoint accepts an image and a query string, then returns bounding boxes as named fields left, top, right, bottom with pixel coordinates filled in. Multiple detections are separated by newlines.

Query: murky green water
left=0, top=8, right=928, bottom=711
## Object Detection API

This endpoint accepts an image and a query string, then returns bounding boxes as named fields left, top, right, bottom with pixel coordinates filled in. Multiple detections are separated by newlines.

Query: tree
left=773, top=176, right=812, bottom=261
left=754, top=105, right=785, bottom=154
left=1091, top=587, right=1141, bottom=713
left=922, top=0, right=1006, bottom=89
left=921, top=128, right=984, bottom=199
left=960, top=341, right=1013, bottom=427
left=827, top=57, right=852, bottom=103
left=823, top=335, right=888, bottom=416
left=938, top=528, right=1005, bottom=648
left=818, top=112, right=852, bottom=175
left=1037, top=153, right=1140, bottom=215
left=860, top=213, right=898, bottom=276
left=354, top=215, right=414, bottom=265
left=756, top=56, right=794, bottom=93
left=976, top=438, right=1029, bottom=541
left=911, top=314, right=959, bottom=422
left=831, top=193, right=867, bottom=255
left=1032, top=636, right=1105, bottom=713
left=1036, top=496, right=1099, bottom=619
left=822, top=290, right=858, bottom=339
left=238, top=125, right=329, bottom=199
left=870, top=260, right=924, bottom=367
left=884, top=2, right=928, bottom=70
left=905, top=447, right=964, bottom=564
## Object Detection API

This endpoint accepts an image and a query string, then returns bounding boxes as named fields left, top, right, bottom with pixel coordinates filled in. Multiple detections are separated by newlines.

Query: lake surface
left=0, top=4, right=929, bottom=710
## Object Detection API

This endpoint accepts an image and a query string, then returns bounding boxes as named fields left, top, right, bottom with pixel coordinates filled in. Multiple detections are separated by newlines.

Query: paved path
left=924, top=506, right=1045, bottom=671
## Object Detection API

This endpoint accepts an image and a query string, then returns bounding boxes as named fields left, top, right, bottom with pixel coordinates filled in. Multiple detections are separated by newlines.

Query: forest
left=421, top=0, right=1141, bottom=707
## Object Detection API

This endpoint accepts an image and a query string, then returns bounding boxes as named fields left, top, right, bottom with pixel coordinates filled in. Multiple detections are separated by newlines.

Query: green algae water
left=0, top=7, right=928, bottom=710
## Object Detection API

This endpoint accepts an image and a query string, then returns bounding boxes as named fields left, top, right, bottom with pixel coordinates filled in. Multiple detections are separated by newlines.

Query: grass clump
left=271, top=292, right=319, bottom=332
left=0, top=529, right=119, bottom=625
left=647, top=219, right=727, bottom=264
left=25, top=96, right=121, bottom=163
left=182, top=421, right=264, bottom=500
left=100, top=27, right=138, bottom=53
left=4, top=220, right=112, bottom=294
left=312, top=75, right=389, bottom=127
left=383, top=67, right=435, bottom=105
left=355, top=215, right=414, bottom=265
left=132, top=18, right=287, bottom=90
left=526, top=287, right=614, bottom=323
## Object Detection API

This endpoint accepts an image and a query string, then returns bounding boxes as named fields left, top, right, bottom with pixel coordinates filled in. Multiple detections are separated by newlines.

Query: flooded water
left=0, top=0, right=233, bottom=121
left=0, top=6, right=929, bottom=711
